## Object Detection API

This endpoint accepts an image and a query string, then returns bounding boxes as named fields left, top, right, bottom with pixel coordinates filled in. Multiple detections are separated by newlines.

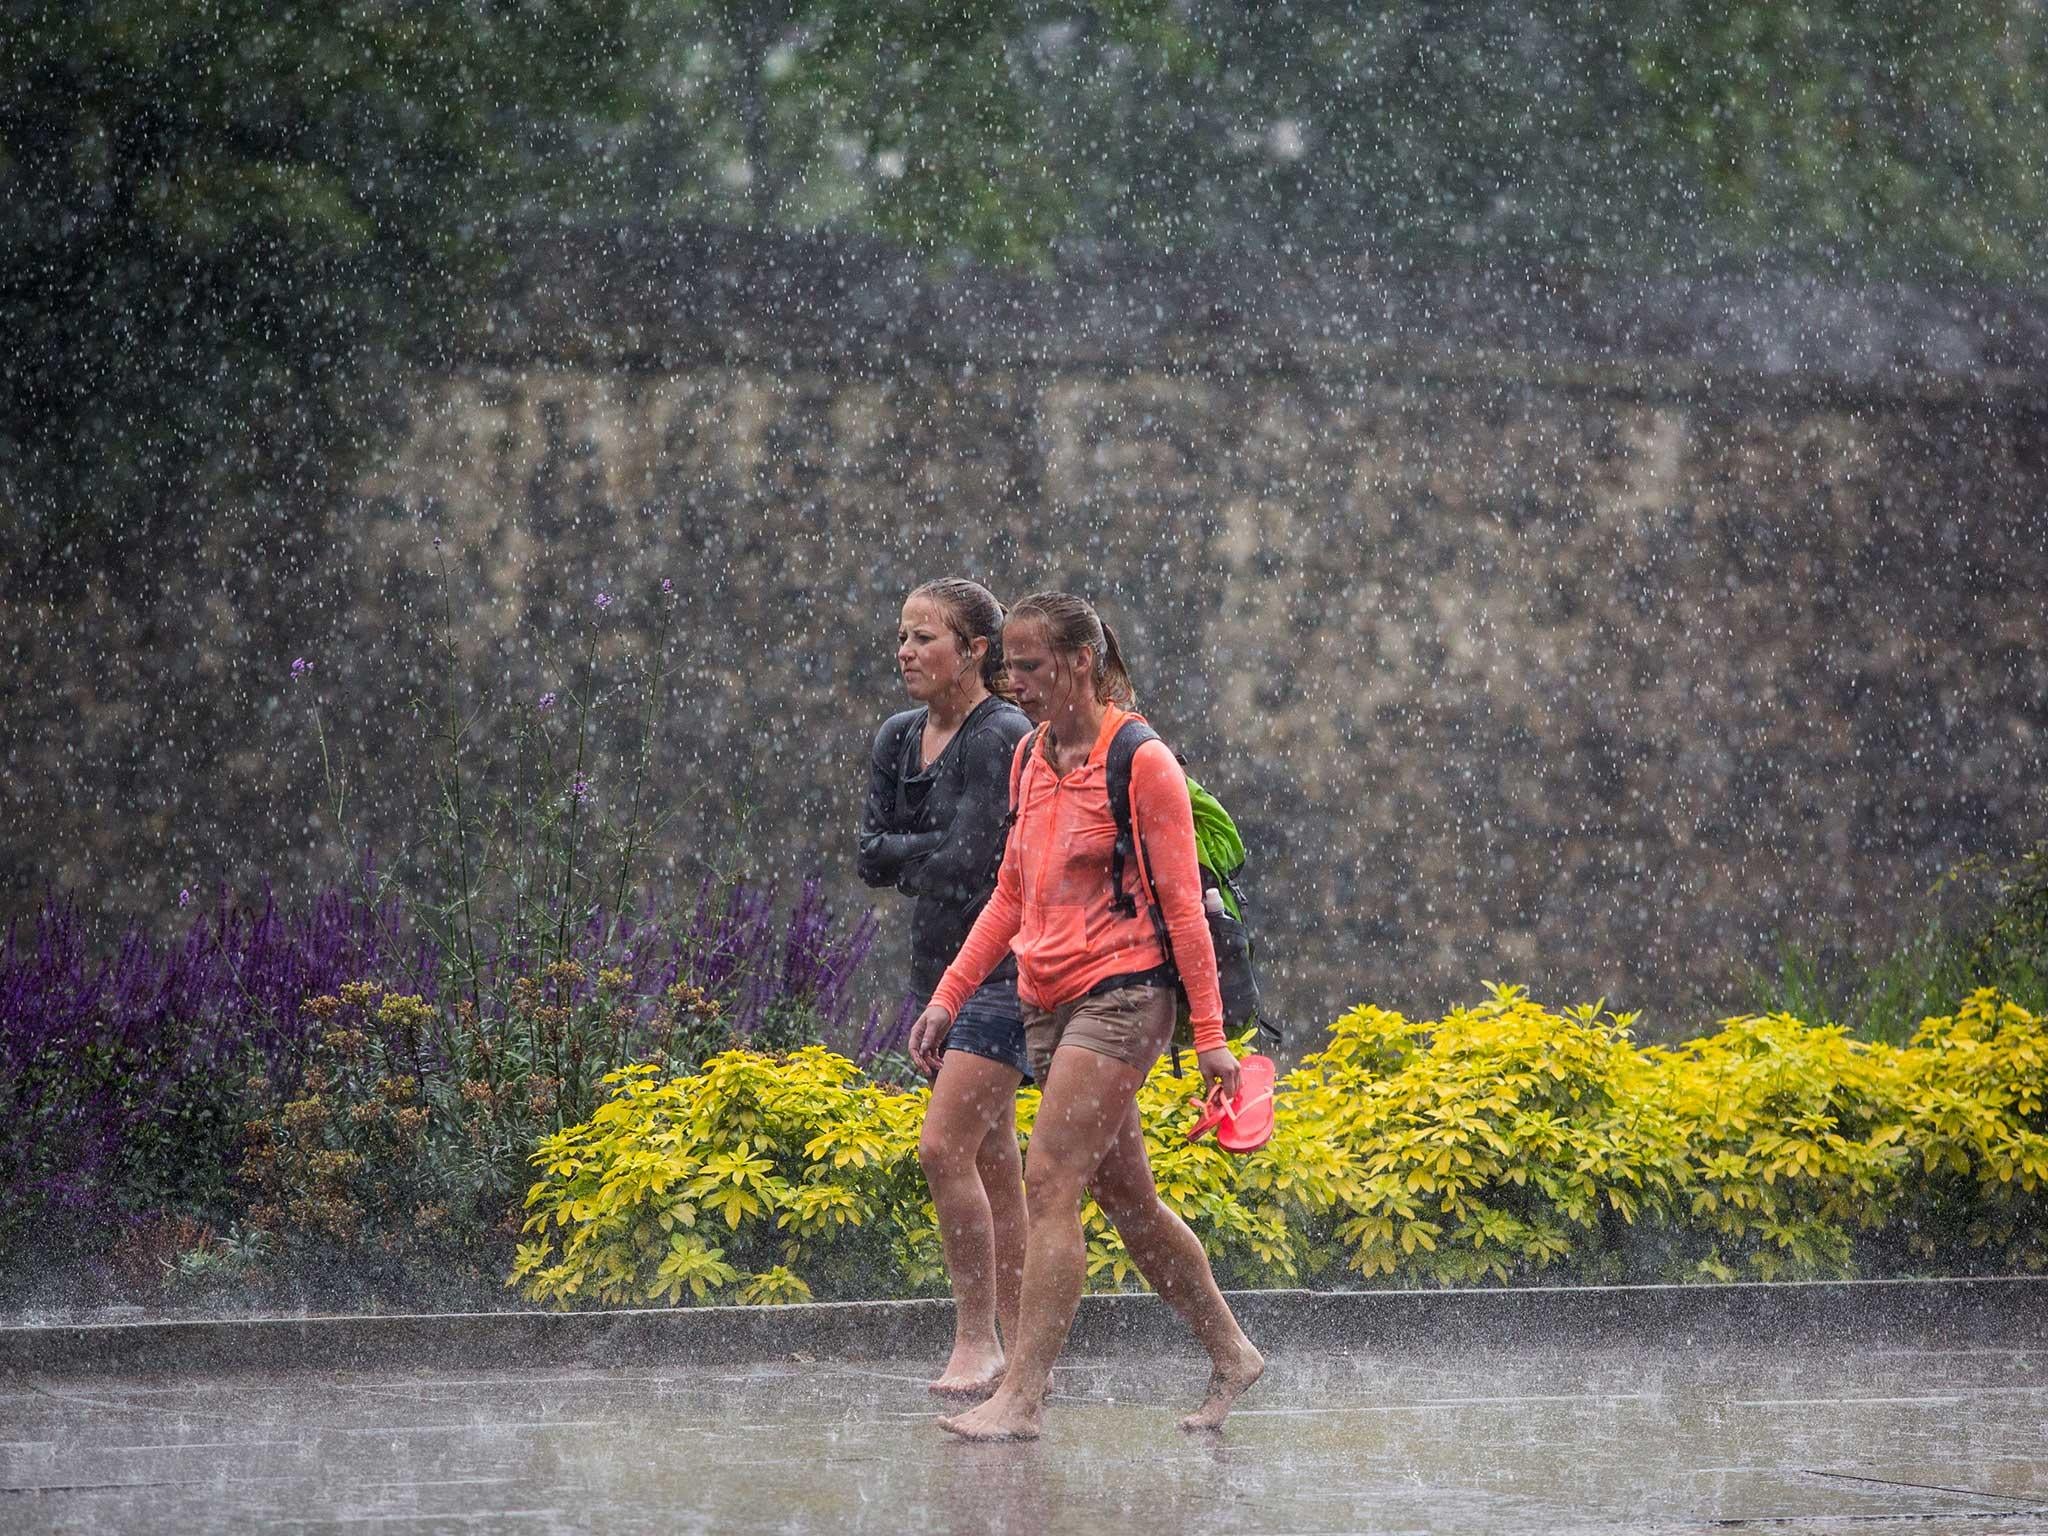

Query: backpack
left=1104, top=720, right=1280, bottom=1054
left=1006, top=719, right=1281, bottom=1053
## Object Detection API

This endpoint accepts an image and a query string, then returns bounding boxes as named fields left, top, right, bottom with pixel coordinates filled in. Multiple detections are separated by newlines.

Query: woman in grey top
left=859, top=578, right=1032, bottom=1398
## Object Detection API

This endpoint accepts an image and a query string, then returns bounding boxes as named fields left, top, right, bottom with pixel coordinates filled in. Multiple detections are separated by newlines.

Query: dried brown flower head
left=281, top=1097, right=330, bottom=1135
left=666, top=980, right=722, bottom=1021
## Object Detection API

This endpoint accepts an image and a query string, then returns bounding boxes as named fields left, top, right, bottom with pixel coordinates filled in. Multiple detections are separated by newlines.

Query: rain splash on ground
left=4, top=1339, right=2043, bottom=1533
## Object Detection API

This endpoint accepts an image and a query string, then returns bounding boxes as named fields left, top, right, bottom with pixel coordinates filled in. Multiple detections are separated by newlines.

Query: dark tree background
left=6, top=0, right=2046, bottom=571
left=0, top=0, right=655, bottom=578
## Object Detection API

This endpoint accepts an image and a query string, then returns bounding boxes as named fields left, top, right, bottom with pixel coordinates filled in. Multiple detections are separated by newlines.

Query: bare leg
left=975, top=1102, right=1027, bottom=1348
left=920, top=1050, right=1026, bottom=1398
left=940, top=1045, right=1142, bottom=1441
left=1089, top=1099, right=1264, bottom=1430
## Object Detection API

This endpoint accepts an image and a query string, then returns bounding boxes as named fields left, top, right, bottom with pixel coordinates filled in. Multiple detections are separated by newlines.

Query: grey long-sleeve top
left=858, top=695, right=1032, bottom=1000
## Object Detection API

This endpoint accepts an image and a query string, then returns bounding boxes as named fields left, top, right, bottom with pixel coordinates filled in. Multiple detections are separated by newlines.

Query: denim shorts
left=945, top=975, right=1032, bottom=1082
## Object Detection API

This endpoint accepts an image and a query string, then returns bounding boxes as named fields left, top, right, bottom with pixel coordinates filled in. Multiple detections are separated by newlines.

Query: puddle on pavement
left=2, top=1344, right=2043, bottom=1533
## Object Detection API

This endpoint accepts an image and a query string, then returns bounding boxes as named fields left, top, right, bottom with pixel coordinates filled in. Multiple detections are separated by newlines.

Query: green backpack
left=1102, top=719, right=1278, bottom=1052
left=1114, top=720, right=1269, bottom=1056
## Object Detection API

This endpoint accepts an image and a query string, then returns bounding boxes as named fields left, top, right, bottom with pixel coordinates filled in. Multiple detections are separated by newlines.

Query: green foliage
left=512, top=1048, right=938, bottom=1307
left=515, top=985, right=2048, bottom=1307
left=13, top=1, right=2048, bottom=588
left=381, top=557, right=694, bottom=1011
left=570, top=0, right=2048, bottom=278
left=1635, top=0, right=2048, bottom=279
left=236, top=999, right=480, bottom=1296
left=555, top=0, right=1191, bottom=263
left=1751, top=841, right=2048, bottom=1044
left=108, top=1053, right=249, bottom=1222
left=99, top=1213, right=271, bottom=1304
left=1968, top=845, right=2048, bottom=999
left=2, top=1018, right=250, bottom=1250
left=2, top=0, right=654, bottom=569
left=214, top=961, right=849, bottom=1308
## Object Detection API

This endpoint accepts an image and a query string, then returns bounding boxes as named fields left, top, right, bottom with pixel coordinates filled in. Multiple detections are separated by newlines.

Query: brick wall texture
left=9, top=232, right=2046, bottom=1035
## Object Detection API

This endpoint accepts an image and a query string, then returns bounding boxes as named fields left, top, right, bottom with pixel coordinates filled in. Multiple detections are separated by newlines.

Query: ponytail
left=1096, top=619, right=1137, bottom=708
left=1008, top=591, right=1137, bottom=708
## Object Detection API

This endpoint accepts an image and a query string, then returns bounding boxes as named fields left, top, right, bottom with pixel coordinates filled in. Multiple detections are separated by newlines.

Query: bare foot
left=938, top=1388, right=1044, bottom=1442
left=929, top=1344, right=1007, bottom=1401
left=929, top=1370, right=1004, bottom=1402
left=1177, top=1343, right=1265, bottom=1432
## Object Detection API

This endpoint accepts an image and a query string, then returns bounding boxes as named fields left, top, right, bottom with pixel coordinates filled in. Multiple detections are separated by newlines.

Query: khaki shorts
left=1021, top=983, right=1178, bottom=1082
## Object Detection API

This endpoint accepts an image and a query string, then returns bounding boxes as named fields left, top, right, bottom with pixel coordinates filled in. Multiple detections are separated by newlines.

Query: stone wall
left=8, top=228, right=2046, bottom=1035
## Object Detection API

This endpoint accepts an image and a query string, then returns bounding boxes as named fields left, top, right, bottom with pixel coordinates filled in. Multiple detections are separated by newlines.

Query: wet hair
left=1005, top=591, right=1136, bottom=708
left=908, top=577, right=1014, bottom=700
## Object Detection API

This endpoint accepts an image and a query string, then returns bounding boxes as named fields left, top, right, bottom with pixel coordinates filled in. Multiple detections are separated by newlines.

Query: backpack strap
left=1104, top=719, right=1161, bottom=919
left=1116, top=732, right=1282, bottom=1055
left=1112, top=725, right=1188, bottom=1073
left=1003, top=724, right=1046, bottom=837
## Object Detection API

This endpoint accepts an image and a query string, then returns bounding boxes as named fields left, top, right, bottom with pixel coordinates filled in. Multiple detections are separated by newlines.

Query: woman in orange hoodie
left=909, top=591, right=1263, bottom=1441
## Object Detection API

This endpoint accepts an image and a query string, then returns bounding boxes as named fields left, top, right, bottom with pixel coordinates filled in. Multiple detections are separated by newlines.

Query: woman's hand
left=908, top=1004, right=954, bottom=1078
left=1195, top=1046, right=1241, bottom=1102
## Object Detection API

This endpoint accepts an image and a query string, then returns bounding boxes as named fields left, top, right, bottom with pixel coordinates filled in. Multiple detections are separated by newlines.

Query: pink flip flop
left=1186, top=1087, right=1231, bottom=1144
left=1185, top=1053, right=1277, bottom=1154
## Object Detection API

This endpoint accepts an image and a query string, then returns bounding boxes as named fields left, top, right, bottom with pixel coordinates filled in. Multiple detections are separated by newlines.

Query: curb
left=5, top=1276, right=2044, bottom=1379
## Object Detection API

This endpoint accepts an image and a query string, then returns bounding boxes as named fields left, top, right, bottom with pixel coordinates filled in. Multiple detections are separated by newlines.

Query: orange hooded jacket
left=929, top=703, right=1226, bottom=1054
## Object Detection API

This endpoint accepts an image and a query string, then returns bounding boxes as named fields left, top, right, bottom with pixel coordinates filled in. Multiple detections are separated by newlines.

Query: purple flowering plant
left=0, top=863, right=882, bottom=1309
left=0, top=553, right=894, bottom=1309
left=0, top=863, right=434, bottom=1243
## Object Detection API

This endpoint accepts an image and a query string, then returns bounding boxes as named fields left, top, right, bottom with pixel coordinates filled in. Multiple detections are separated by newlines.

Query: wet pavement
left=3, top=1340, right=2043, bottom=1533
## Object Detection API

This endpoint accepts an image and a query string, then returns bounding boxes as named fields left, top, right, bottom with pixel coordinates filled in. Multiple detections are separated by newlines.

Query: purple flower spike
left=538, top=691, right=556, bottom=713
left=2, top=858, right=892, bottom=1246
left=660, top=578, right=674, bottom=596
left=570, top=776, right=592, bottom=803
left=594, top=591, right=613, bottom=611
left=291, top=657, right=311, bottom=680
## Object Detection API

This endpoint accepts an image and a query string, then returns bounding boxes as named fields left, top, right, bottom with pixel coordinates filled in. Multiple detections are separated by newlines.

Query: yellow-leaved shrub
left=1296, top=989, right=1690, bottom=1286
left=510, top=986, right=2048, bottom=1306
left=511, top=1047, right=939, bottom=1307
left=1892, top=991, right=2048, bottom=1272
left=1649, top=1011, right=1911, bottom=1281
